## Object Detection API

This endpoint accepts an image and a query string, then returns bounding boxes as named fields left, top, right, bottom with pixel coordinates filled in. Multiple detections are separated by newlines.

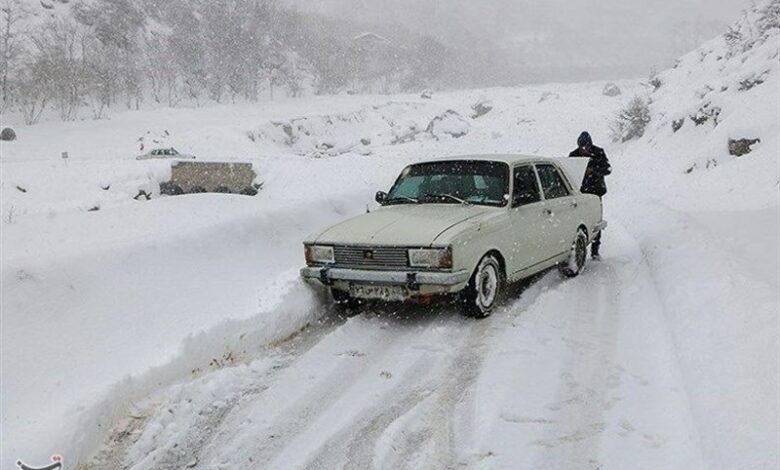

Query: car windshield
left=386, top=160, right=509, bottom=207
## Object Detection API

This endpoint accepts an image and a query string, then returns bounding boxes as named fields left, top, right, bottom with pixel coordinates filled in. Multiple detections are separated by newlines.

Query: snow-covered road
left=84, top=216, right=719, bottom=470
left=3, top=73, right=777, bottom=467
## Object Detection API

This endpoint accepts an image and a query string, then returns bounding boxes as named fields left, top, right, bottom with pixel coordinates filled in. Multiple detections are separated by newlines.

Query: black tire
left=559, top=228, right=588, bottom=278
left=461, top=254, right=504, bottom=318
left=240, top=186, right=259, bottom=196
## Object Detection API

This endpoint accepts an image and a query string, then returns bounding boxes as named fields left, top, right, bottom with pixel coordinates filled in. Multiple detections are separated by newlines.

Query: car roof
left=427, top=154, right=561, bottom=166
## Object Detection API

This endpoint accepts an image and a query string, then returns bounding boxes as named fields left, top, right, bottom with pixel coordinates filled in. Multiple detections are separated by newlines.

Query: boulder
left=602, top=83, right=622, bottom=97
left=0, top=127, right=16, bottom=141
left=728, top=138, right=760, bottom=157
left=426, top=110, right=470, bottom=139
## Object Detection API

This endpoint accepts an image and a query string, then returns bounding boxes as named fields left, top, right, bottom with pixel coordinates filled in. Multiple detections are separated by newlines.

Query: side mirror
left=375, top=191, right=388, bottom=205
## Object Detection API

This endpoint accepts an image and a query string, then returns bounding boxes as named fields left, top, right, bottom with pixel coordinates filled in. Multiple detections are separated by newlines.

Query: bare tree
left=28, top=19, right=90, bottom=121
left=15, top=66, right=47, bottom=124
left=0, top=0, right=30, bottom=111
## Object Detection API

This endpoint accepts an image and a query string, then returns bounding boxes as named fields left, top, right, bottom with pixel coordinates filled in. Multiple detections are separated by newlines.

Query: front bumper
left=593, top=220, right=608, bottom=233
left=300, top=266, right=470, bottom=294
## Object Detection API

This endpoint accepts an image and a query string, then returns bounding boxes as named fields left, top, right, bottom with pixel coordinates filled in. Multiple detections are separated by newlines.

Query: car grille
left=333, top=245, right=409, bottom=270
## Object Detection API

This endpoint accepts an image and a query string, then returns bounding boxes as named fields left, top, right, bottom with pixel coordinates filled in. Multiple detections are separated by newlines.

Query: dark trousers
left=592, top=230, right=602, bottom=253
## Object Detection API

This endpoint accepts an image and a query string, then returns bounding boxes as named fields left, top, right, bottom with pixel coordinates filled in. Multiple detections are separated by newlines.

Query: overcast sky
left=285, top=0, right=749, bottom=84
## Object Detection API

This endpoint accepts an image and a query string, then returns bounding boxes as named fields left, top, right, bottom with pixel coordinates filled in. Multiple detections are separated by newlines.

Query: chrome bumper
left=300, top=266, right=470, bottom=288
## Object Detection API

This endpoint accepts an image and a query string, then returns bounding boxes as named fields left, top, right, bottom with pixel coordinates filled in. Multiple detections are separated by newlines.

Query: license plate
left=349, top=284, right=408, bottom=301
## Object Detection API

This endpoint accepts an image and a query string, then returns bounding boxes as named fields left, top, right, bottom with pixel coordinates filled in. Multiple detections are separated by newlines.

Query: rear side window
left=512, top=165, right=541, bottom=206
left=536, top=164, right=570, bottom=199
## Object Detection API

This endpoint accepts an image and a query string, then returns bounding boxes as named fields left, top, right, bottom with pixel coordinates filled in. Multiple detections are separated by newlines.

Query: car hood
left=312, top=204, right=494, bottom=246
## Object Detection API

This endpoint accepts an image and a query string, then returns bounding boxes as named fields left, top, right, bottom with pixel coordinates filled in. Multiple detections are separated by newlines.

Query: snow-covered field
left=2, top=13, right=778, bottom=468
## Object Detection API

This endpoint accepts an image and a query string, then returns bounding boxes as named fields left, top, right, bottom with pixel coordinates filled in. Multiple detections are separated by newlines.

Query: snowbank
left=1, top=192, right=372, bottom=464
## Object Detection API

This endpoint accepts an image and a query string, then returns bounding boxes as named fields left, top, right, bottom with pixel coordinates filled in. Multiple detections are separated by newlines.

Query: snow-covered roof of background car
left=429, top=154, right=559, bottom=165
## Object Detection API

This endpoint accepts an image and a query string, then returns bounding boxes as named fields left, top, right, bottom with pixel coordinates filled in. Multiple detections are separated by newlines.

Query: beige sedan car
left=301, top=155, right=606, bottom=317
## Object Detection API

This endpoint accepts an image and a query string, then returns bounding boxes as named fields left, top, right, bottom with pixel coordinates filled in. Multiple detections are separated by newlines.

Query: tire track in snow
left=315, top=315, right=494, bottom=469
left=528, top=258, right=623, bottom=469
left=197, top=307, right=465, bottom=468
left=448, top=221, right=706, bottom=469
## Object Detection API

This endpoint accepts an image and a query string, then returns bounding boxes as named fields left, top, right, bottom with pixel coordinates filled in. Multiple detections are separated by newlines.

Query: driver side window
left=512, top=165, right=541, bottom=207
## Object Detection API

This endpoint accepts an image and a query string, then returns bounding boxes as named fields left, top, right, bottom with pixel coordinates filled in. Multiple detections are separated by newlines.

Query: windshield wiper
left=385, top=196, right=419, bottom=204
left=422, top=193, right=471, bottom=205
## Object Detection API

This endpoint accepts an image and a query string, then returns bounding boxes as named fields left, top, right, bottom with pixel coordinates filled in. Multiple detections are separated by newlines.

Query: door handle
left=570, top=201, right=578, bottom=208
left=543, top=208, right=553, bottom=217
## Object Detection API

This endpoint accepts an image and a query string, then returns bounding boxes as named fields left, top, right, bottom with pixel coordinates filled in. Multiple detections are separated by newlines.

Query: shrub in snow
left=648, top=73, right=662, bottom=91
left=0, top=127, right=16, bottom=141
left=672, top=118, right=685, bottom=133
left=610, top=96, right=652, bottom=142
left=689, top=103, right=722, bottom=127
left=724, top=0, right=780, bottom=55
left=728, top=138, right=761, bottom=156
left=134, top=189, right=151, bottom=200
left=738, top=72, right=769, bottom=91
left=602, top=83, right=622, bottom=97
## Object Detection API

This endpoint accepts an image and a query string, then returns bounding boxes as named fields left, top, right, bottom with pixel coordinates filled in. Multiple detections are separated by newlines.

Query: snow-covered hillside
left=1, top=4, right=778, bottom=469
left=619, top=0, right=779, bottom=210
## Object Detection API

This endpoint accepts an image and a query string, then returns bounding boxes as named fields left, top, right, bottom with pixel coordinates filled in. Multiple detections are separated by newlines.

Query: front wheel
left=559, top=228, right=588, bottom=278
left=461, top=254, right=504, bottom=318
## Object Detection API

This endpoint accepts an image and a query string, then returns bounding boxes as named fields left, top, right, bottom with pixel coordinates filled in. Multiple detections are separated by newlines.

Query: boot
left=591, top=244, right=601, bottom=260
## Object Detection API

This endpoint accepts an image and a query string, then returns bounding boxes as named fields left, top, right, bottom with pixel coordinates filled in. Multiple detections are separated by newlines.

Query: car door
left=508, top=164, right=552, bottom=278
left=535, top=163, right=578, bottom=257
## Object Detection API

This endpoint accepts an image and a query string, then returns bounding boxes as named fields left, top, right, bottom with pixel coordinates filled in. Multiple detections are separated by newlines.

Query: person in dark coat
left=569, top=131, right=611, bottom=259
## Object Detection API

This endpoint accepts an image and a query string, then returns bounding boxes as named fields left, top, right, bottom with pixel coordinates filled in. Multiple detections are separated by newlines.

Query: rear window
left=536, top=164, right=570, bottom=199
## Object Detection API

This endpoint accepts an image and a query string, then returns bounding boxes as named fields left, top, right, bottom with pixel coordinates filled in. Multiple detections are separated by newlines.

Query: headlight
left=408, top=247, right=452, bottom=269
left=305, top=245, right=335, bottom=264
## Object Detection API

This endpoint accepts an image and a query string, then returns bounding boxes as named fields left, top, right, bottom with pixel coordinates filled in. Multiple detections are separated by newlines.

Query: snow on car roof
left=428, top=154, right=559, bottom=165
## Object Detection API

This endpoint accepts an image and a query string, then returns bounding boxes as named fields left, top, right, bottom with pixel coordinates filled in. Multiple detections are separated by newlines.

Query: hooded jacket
left=569, top=132, right=611, bottom=197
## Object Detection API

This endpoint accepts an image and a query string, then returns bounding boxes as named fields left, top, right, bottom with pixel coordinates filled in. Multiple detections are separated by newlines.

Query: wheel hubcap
left=478, top=264, right=498, bottom=307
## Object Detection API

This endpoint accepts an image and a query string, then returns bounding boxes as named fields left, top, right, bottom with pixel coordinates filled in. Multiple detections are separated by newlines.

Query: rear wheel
left=461, top=254, right=504, bottom=318
left=559, top=228, right=588, bottom=278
